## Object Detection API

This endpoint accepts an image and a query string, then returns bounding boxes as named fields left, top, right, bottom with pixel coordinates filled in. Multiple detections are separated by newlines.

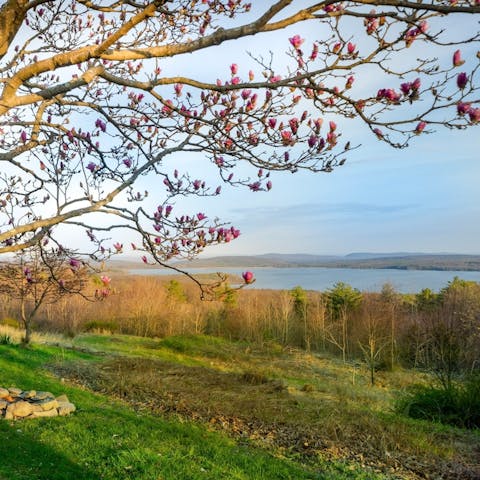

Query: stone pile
left=0, top=386, right=76, bottom=420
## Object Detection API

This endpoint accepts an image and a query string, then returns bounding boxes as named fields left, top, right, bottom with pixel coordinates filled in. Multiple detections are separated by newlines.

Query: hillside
left=1, top=329, right=479, bottom=480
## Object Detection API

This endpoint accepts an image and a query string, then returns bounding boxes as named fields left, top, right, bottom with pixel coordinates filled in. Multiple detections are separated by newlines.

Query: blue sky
left=197, top=125, right=480, bottom=256
left=49, top=4, right=479, bottom=258
left=152, top=10, right=480, bottom=257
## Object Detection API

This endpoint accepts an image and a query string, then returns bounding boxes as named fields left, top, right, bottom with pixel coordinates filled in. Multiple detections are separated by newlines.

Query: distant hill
left=171, top=253, right=480, bottom=271
left=107, top=253, right=480, bottom=272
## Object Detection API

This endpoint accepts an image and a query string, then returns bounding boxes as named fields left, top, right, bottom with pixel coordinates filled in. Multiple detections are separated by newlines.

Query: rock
left=57, top=402, right=76, bottom=416
left=32, top=391, right=54, bottom=401
left=31, top=409, right=58, bottom=418
left=21, top=390, right=36, bottom=399
left=10, top=401, right=33, bottom=417
left=1, top=387, right=74, bottom=420
left=39, top=399, right=58, bottom=411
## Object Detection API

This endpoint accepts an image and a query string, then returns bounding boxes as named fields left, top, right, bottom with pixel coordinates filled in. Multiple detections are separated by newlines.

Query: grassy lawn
left=0, top=341, right=386, bottom=480
left=0, top=332, right=479, bottom=479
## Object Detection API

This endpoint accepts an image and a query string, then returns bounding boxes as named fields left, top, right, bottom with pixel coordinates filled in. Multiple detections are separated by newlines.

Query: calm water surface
left=129, top=267, right=480, bottom=293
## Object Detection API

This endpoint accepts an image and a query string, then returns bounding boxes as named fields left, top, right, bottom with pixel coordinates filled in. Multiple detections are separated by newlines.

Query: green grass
left=0, top=343, right=389, bottom=480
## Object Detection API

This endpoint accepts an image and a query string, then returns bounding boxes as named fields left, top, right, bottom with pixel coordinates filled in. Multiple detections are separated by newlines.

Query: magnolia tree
left=0, top=1, right=479, bottom=293
left=0, top=244, right=110, bottom=343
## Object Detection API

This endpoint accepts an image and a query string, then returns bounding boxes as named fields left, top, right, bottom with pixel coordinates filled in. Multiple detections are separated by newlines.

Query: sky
left=196, top=126, right=480, bottom=256
left=148, top=8, right=480, bottom=258
left=28, top=3, right=479, bottom=258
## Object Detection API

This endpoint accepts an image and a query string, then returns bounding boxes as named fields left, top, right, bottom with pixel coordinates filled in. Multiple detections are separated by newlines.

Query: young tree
left=0, top=1, right=478, bottom=272
left=325, top=282, right=362, bottom=362
left=0, top=245, right=99, bottom=344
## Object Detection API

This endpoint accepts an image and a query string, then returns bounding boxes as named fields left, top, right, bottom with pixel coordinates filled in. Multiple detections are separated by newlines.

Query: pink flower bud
left=230, top=63, right=238, bottom=75
left=174, top=83, right=183, bottom=96
left=453, top=49, right=464, bottom=67
left=242, top=271, right=254, bottom=284
left=332, top=42, right=342, bottom=54
left=457, top=102, right=471, bottom=115
left=457, top=72, right=468, bottom=89
left=415, top=121, right=427, bottom=134
left=468, top=108, right=480, bottom=123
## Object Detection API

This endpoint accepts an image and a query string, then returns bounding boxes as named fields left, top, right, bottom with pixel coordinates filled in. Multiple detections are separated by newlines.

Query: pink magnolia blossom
left=248, top=70, right=255, bottom=81
left=468, top=108, right=480, bottom=123
left=373, top=128, right=384, bottom=139
left=457, top=102, right=471, bottom=115
left=69, top=258, right=81, bottom=269
left=281, top=130, right=293, bottom=146
left=415, top=121, right=427, bottom=134
left=347, top=42, right=356, bottom=54
left=453, top=49, right=464, bottom=67
left=289, top=35, right=304, bottom=50
left=174, top=83, right=183, bottom=96
left=345, top=76, right=354, bottom=89
left=86, top=162, right=97, bottom=173
left=268, top=118, right=277, bottom=129
left=95, top=118, right=106, bottom=132
left=241, top=89, right=251, bottom=100
left=230, top=63, right=238, bottom=75
left=242, top=271, right=254, bottom=284
left=266, top=181, right=272, bottom=191
left=310, top=43, right=319, bottom=61
left=20, top=130, right=27, bottom=143
left=329, top=121, right=337, bottom=132
left=100, top=275, right=111, bottom=286
left=141, top=255, right=148, bottom=264
left=197, top=213, right=207, bottom=221
left=113, top=242, right=123, bottom=252
left=457, top=72, right=468, bottom=89
left=308, top=135, right=318, bottom=148
left=289, top=118, right=299, bottom=134
left=326, top=131, right=337, bottom=146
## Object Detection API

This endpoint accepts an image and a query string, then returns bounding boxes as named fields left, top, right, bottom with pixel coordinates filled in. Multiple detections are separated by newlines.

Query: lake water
left=129, top=267, right=480, bottom=293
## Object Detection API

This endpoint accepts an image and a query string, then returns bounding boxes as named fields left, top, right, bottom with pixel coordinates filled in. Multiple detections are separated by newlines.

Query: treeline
left=2, top=274, right=480, bottom=382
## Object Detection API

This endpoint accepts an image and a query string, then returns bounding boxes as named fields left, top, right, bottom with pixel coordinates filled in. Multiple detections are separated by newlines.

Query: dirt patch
left=50, top=357, right=480, bottom=480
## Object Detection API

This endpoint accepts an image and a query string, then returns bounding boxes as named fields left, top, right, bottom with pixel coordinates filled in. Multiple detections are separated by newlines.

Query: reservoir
left=129, top=266, right=480, bottom=293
